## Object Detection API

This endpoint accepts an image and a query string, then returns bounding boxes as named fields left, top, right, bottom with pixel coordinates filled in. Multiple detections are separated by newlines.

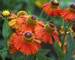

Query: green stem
left=49, top=16, right=55, bottom=23
left=39, top=10, right=44, bottom=18
left=25, top=55, right=36, bottom=60
left=45, top=15, right=49, bottom=20
left=62, top=18, right=65, bottom=27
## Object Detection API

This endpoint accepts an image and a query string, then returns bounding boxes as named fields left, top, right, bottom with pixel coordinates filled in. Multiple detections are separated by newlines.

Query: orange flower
left=42, top=1, right=62, bottom=16
left=15, top=15, right=44, bottom=33
left=9, top=14, right=30, bottom=29
left=61, top=4, right=75, bottom=22
left=9, top=29, right=41, bottom=55
left=36, top=29, right=53, bottom=45
left=35, top=23, right=61, bottom=46
left=8, top=15, right=45, bottom=55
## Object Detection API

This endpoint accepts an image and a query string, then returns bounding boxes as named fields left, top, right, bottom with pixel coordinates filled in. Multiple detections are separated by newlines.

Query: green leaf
left=12, top=54, right=25, bottom=60
left=62, top=0, right=71, bottom=3
left=2, top=18, right=12, bottom=39
left=54, top=41, right=64, bottom=60
left=36, top=49, right=52, bottom=60
left=0, top=48, right=8, bottom=60
left=60, top=0, right=73, bottom=8
left=36, top=55, right=52, bottom=60
left=64, top=33, right=75, bottom=60
left=37, top=49, right=50, bottom=56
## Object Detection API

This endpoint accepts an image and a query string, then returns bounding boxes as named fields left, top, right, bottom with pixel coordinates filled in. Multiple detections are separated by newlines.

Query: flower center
left=45, top=23, right=55, bottom=33
left=24, top=32, right=33, bottom=42
left=27, top=15, right=37, bottom=25
left=70, top=4, right=75, bottom=12
left=70, top=4, right=75, bottom=9
left=51, top=0, right=59, bottom=9
left=31, top=15, right=36, bottom=20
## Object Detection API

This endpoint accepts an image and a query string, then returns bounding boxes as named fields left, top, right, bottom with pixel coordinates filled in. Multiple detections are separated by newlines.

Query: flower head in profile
left=35, top=23, right=61, bottom=47
left=61, top=4, right=75, bottom=22
left=42, top=0, right=62, bottom=16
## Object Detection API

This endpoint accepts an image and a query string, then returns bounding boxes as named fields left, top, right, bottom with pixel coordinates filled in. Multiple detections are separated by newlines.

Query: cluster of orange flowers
left=1, top=0, right=75, bottom=56
left=2, top=10, right=61, bottom=56
left=42, top=1, right=75, bottom=22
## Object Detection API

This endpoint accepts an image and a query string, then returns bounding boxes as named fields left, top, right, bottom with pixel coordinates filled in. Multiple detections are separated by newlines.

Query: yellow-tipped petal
left=17, top=11, right=28, bottom=17
left=8, top=19, right=17, bottom=27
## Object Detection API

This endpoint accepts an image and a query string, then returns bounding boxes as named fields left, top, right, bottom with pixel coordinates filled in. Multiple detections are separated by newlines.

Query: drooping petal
left=52, top=31, right=61, bottom=46
left=42, top=2, right=62, bottom=16
left=61, top=8, right=75, bottom=22
left=43, top=3, right=52, bottom=16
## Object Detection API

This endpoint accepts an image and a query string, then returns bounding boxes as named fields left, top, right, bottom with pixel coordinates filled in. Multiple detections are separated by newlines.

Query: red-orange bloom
left=15, top=15, right=44, bottom=33
left=42, top=1, right=62, bottom=16
left=35, top=23, right=61, bottom=46
left=9, top=30, right=41, bottom=55
left=61, top=4, right=75, bottom=22
left=9, top=15, right=45, bottom=55
left=35, top=29, right=53, bottom=45
left=35, top=29, right=61, bottom=46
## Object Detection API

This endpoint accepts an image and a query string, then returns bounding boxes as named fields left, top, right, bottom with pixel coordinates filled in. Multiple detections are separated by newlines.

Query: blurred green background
left=0, top=0, right=75, bottom=12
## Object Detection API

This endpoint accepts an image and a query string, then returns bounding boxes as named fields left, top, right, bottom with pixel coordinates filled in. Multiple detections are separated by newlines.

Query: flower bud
left=2, top=10, right=10, bottom=17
